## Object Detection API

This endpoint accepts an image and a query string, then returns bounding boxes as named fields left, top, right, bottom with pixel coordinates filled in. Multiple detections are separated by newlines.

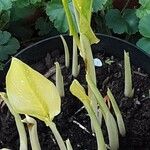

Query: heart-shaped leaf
left=6, top=58, right=61, bottom=124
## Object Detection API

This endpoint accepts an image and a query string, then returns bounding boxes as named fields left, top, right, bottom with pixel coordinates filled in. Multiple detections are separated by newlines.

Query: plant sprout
left=22, top=115, right=41, bottom=150
left=70, top=79, right=106, bottom=150
left=6, top=57, right=67, bottom=150
left=66, top=139, right=73, bottom=150
left=72, top=38, right=80, bottom=77
left=60, top=35, right=70, bottom=68
left=62, top=0, right=100, bottom=123
left=86, top=74, right=119, bottom=150
left=0, top=93, right=27, bottom=150
left=107, top=88, right=126, bottom=136
left=55, top=62, right=65, bottom=97
left=124, top=51, right=134, bottom=97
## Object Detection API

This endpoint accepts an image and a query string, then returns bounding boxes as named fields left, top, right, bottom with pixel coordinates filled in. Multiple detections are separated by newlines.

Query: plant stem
left=60, top=35, right=70, bottom=68
left=48, top=122, right=67, bottom=150
left=86, top=75, right=119, bottom=150
left=66, top=139, right=73, bottom=150
left=55, top=62, right=65, bottom=97
left=23, top=115, right=41, bottom=150
left=107, top=88, right=126, bottom=136
left=85, top=102, right=106, bottom=150
left=124, top=51, right=134, bottom=97
left=1, top=94, right=27, bottom=150
left=72, top=38, right=79, bottom=77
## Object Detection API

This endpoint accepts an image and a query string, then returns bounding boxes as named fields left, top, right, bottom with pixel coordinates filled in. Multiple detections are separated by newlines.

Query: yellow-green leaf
left=6, top=57, right=61, bottom=124
left=70, top=79, right=90, bottom=104
left=73, top=0, right=100, bottom=44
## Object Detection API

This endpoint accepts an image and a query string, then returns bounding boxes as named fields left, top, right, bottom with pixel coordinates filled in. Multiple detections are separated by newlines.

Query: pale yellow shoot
left=70, top=79, right=90, bottom=105
left=73, top=0, right=100, bottom=44
left=70, top=79, right=106, bottom=150
left=6, top=57, right=61, bottom=124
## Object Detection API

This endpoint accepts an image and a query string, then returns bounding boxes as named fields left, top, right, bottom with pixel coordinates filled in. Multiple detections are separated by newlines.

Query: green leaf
left=6, top=57, right=61, bottom=123
left=105, top=9, right=138, bottom=34
left=93, top=0, right=110, bottom=12
left=0, top=31, right=11, bottom=45
left=73, top=0, right=99, bottom=44
left=14, top=0, right=41, bottom=8
left=139, top=14, right=150, bottom=38
left=137, top=37, right=150, bottom=54
left=0, top=0, right=12, bottom=12
left=35, top=17, right=52, bottom=36
left=10, top=5, right=36, bottom=21
left=30, top=0, right=41, bottom=4
left=46, top=0, right=73, bottom=32
left=136, top=0, right=150, bottom=18
left=105, top=9, right=127, bottom=34
left=123, top=9, right=139, bottom=34
left=0, top=31, right=20, bottom=61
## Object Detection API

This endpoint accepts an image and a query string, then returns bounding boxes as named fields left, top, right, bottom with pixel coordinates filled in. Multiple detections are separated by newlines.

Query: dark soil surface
left=0, top=49, right=150, bottom=150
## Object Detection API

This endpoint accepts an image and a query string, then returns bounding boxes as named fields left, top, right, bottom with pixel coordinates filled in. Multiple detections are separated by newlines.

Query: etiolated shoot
left=124, top=51, right=134, bottom=98
left=55, top=62, right=65, bottom=97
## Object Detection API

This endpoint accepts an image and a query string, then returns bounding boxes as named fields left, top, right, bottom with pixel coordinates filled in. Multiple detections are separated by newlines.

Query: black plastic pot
left=0, top=34, right=150, bottom=149
left=0, top=33, right=150, bottom=87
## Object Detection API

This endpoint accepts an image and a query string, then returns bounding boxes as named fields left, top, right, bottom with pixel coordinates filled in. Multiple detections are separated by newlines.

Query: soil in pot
left=0, top=47, right=150, bottom=150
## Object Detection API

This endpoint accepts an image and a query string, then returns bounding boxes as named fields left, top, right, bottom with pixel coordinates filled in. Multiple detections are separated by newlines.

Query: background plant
left=0, top=0, right=149, bottom=69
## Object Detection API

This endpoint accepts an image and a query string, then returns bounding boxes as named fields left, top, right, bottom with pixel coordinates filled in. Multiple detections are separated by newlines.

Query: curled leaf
left=6, top=57, right=61, bottom=124
left=73, top=0, right=100, bottom=44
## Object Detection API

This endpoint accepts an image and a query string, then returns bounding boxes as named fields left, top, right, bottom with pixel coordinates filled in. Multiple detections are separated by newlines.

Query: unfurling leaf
left=6, top=57, right=61, bottom=124
left=70, top=79, right=106, bottom=150
left=73, top=0, right=99, bottom=44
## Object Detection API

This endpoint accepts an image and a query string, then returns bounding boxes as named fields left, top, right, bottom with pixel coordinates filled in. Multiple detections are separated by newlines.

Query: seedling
left=0, top=93, right=27, bottom=150
left=6, top=57, right=67, bottom=150
left=22, top=115, right=41, bottom=150
left=66, top=139, right=73, bottom=150
left=72, top=38, right=80, bottom=77
left=107, top=88, right=126, bottom=136
left=62, top=0, right=99, bottom=120
left=86, top=74, right=119, bottom=150
left=124, top=51, right=134, bottom=97
left=70, top=79, right=106, bottom=150
left=60, top=35, right=70, bottom=68
left=55, top=62, right=65, bottom=97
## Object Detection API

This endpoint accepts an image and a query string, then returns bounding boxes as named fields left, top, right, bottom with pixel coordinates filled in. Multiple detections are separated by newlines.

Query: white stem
left=1, top=94, right=27, bottom=150
left=124, top=51, right=134, bottom=97
left=22, top=115, right=41, bottom=150
left=72, top=38, right=79, bottom=77
left=48, top=122, right=67, bottom=150
left=60, top=35, right=70, bottom=68
left=55, top=62, right=65, bottom=97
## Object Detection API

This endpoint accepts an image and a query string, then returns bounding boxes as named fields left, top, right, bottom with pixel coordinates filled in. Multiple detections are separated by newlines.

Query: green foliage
left=136, top=0, right=150, bottom=18
left=46, top=0, right=73, bottom=32
left=139, top=14, right=150, bottom=38
left=0, top=30, right=20, bottom=61
left=14, top=0, right=41, bottom=8
left=137, top=37, right=150, bottom=54
left=35, top=17, right=52, bottom=36
left=105, top=9, right=139, bottom=34
left=0, top=0, right=12, bottom=12
left=136, top=1, right=150, bottom=54
left=93, top=0, right=111, bottom=12
left=10, top=5, right=36, bottom=21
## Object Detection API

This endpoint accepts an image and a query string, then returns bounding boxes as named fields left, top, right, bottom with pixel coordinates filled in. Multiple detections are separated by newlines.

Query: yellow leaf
left=73, top=0, right=100, bottom=44
left=6, top=58, right=61, bottom=124
left=70, top=79, right=90, bottom=105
